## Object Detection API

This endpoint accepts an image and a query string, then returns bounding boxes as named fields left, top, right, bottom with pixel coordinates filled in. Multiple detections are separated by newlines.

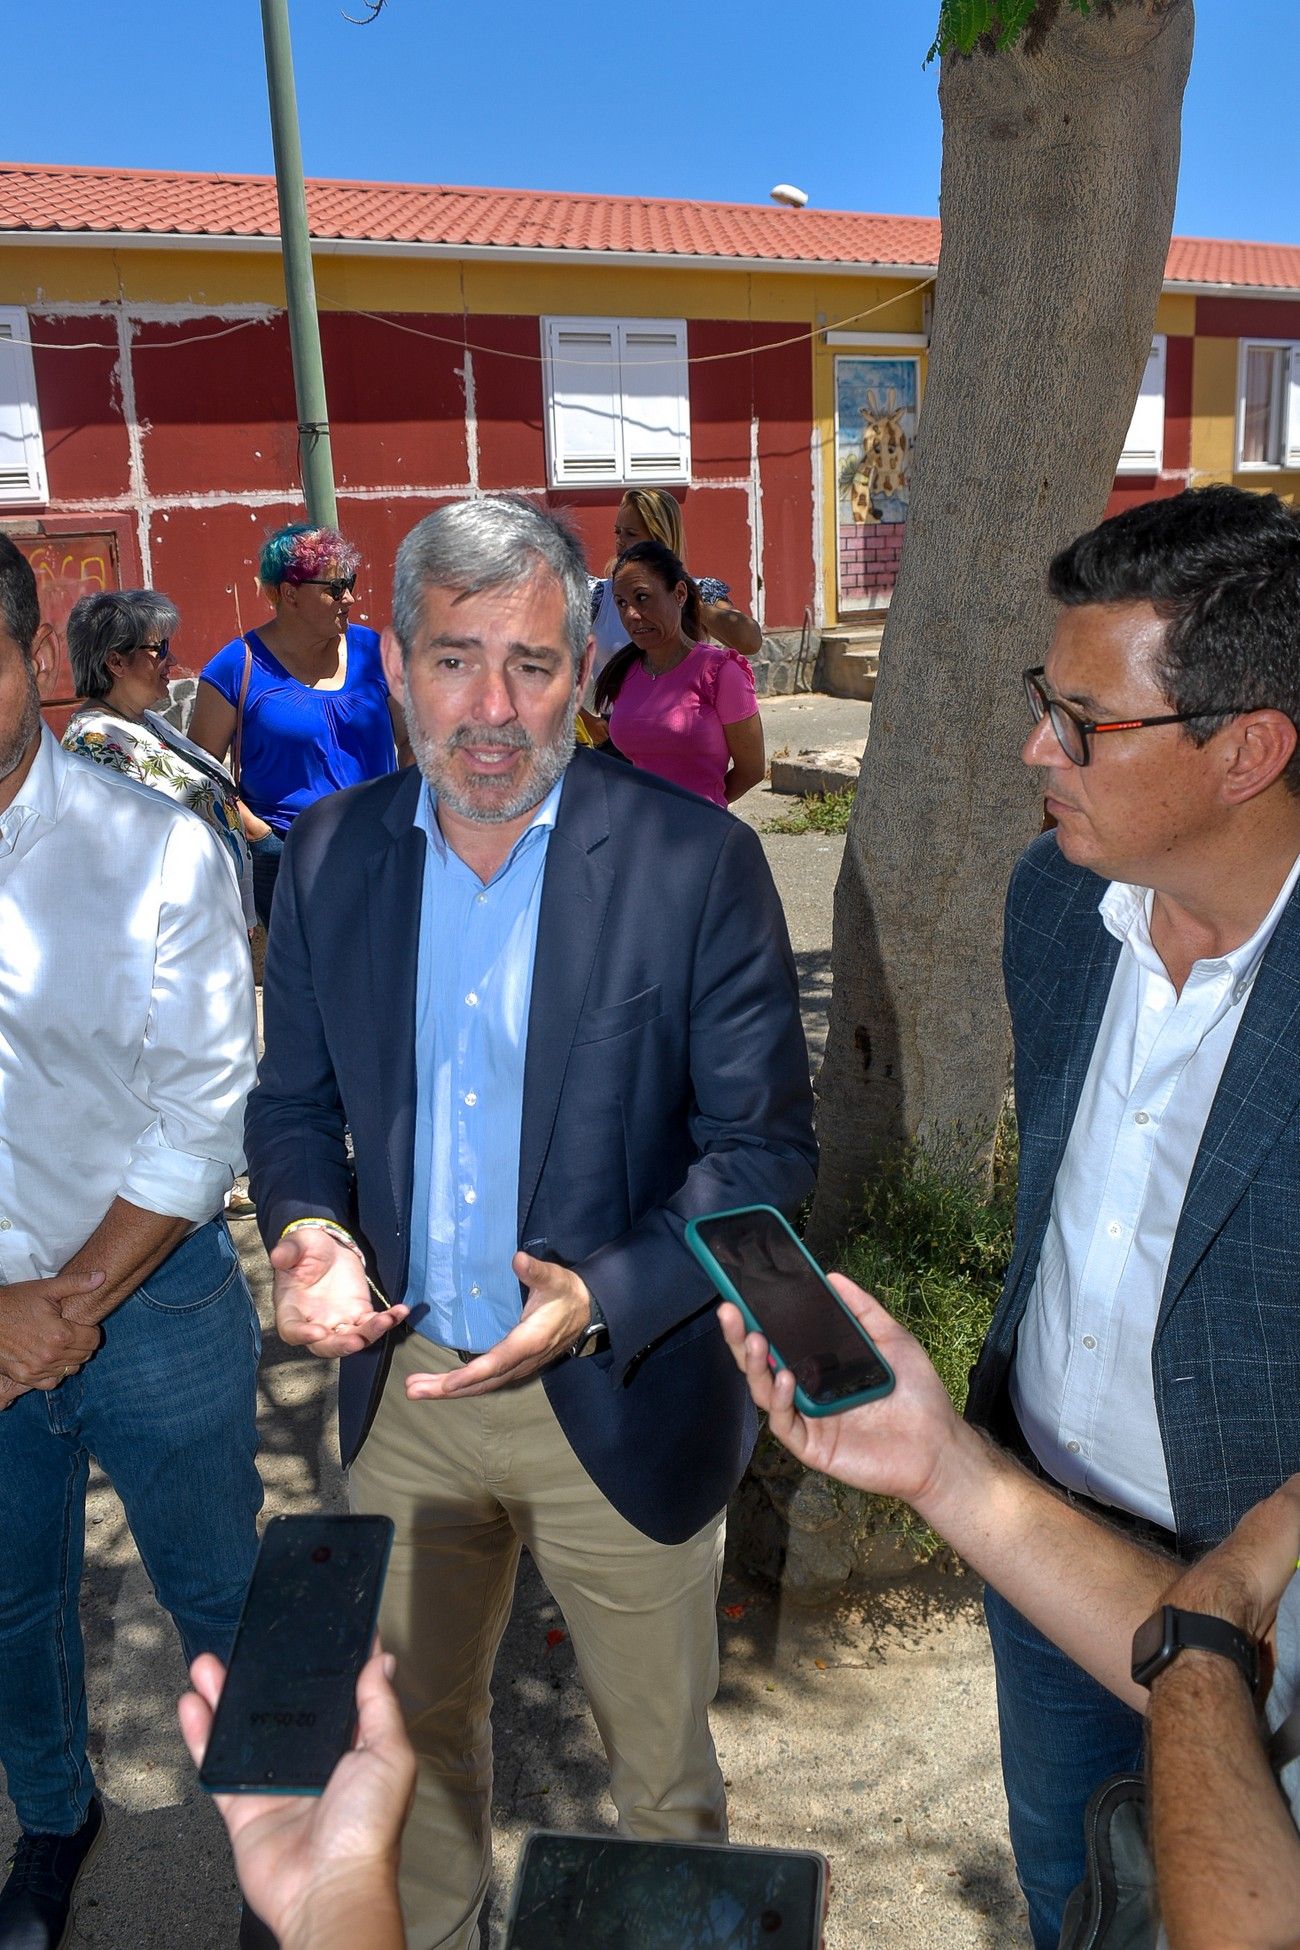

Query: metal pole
left=260, top=0, right=337, bottom=528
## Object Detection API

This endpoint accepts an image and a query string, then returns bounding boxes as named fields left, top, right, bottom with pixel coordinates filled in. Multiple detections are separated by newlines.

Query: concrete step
left=819, top=624, right=883, bottom=701
left=770, top=743, right=864, bottom=797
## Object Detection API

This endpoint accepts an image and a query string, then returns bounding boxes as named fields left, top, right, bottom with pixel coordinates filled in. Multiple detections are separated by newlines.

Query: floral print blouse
left=62, top=706, right=256, bottom=928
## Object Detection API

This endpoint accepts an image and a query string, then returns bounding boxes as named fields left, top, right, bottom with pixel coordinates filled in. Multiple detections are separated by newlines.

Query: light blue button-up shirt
left=403, top=778, right=562, bottom=1350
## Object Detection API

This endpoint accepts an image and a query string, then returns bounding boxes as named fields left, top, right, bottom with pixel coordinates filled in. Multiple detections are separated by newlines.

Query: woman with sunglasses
left=62, top=588, right=255, bottom=929
left=189, top=524, right=409, bottom=928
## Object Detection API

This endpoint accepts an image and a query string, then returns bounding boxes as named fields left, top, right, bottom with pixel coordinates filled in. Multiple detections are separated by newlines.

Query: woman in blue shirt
left=190, top=523, right=409, bottom=927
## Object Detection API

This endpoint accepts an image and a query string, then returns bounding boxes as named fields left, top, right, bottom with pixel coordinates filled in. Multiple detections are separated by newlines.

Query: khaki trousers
left=349, top=1332, right=728, bottom=1950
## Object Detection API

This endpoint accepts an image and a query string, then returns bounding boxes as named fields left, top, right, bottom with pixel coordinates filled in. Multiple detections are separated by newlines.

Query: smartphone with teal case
left=686, top=1203, right=894, bottom=1417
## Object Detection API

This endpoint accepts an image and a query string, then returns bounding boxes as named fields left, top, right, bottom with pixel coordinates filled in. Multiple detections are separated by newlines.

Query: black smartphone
left=198, top=1513, right=394, bottom=1795
left=686, top=1203, right=894, bottom=1416
left=503, top=1831, right=828, bottom=1949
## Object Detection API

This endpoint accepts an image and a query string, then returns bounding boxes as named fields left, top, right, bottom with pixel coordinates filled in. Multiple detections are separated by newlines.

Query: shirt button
left=469, top=1283, right=481, bottom=1297
left=1134, top=1111, right=1150, bottom=1126
left=465, top=992, right=479, bottom=1007
left=463, top=1188, right=477, bottom=1205
left=464, top=1091, right=478, bottom=1107
left=1106, top=1221, right=1121, bottom=1239
left=0, top=1218, right=11, bottom=1231
left=475, top=893, right=487, bottom=905
left=1067, top=1440, right=1081, bottom=1454
left=1082, top=1335, right=1097, bottom=1350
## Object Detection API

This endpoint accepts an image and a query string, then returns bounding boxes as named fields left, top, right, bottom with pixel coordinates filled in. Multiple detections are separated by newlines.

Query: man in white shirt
left=722, top=1281, right=1300, bottom=1950
left=0, top=536, right=261, bottom=1950
left=960, top=485, right=1300, bottom=1949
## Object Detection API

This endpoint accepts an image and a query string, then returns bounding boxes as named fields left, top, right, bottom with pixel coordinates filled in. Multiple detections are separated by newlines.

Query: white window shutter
left=543, top=319, right=622, bottom=487
left=1117, top=336, right=1166, bottom=475
left=618, top=322, right=690, bottom=483
left=0, top=309, right=48, bottom=505
left=1285, top=346, right=1300, bottom=470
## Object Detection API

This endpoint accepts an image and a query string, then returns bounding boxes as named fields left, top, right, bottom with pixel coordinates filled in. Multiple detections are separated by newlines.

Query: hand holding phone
left=180, top=1645, right=412, bottom=1950
left=686, top=1205, right=894, bottom=1416
left=713, top=1251, right=969, bottom=1520
left=197, top=1514, right=394, bottom=1795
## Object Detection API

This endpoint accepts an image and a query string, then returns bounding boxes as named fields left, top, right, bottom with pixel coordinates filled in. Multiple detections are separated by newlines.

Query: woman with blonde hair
left=588, top=489, right=762, bottom=674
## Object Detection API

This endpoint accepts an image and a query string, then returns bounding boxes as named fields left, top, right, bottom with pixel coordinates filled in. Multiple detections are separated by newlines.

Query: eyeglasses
left=1022, top=667, right=1253, bottom=767
left=133, top=640, right=172, bottom=664
left=299, top=576, right=357, bottom=601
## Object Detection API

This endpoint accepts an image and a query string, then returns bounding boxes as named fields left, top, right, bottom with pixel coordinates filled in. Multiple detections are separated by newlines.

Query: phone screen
left=505, top=1832, right=825, bottom=1950
left=695, top=1207, right=892, bottom=1407
left=198, top=1514, right=393, bottom=1795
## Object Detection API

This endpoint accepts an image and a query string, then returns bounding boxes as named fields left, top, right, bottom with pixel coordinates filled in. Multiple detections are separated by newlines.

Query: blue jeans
left=984, top=1585, right=1145, bottom=1950
left=249, top=829, right=286, bottom=931
left=0, top=1221, right=263, bottom=1834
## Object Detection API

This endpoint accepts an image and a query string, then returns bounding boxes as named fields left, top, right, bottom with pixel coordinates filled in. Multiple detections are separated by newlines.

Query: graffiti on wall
left=9, top=531, right=121, bottom=732
left=835, top=356, right=918, bottom=611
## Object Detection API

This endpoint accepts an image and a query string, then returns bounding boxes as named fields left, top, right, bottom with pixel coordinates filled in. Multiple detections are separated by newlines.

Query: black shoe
left=0, top=1797, right=105, bottom=1949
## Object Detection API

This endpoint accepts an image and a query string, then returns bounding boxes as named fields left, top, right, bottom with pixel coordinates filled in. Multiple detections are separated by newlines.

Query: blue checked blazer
left=965, top=831, right=1300, bottom=1553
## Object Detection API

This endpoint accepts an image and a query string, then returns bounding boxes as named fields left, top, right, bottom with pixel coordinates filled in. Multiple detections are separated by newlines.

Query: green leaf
left=927, top=0, right=1094, bottom=63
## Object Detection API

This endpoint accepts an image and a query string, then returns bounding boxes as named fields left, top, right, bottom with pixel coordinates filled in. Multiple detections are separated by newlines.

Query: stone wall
left=749, top=627, right=811, bottom=697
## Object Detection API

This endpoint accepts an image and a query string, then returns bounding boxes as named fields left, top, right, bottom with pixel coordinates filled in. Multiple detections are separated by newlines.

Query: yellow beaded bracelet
left=279, top=1217, right=391, bottom=1310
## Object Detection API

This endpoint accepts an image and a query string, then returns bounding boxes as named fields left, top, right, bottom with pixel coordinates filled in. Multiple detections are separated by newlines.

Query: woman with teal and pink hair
left=190, top=522, right=409, bottom=927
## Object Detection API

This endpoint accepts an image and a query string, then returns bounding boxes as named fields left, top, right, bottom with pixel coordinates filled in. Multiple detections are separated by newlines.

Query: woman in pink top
left=594, top=539, right=766, bottom=810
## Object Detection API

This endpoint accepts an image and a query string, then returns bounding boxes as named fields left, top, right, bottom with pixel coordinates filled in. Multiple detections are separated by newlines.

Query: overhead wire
left=11, top=275, right=933, bottom=365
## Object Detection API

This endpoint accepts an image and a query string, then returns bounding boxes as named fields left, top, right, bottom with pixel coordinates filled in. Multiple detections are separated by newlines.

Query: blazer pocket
left=571, top=984, right=664, bottom=1047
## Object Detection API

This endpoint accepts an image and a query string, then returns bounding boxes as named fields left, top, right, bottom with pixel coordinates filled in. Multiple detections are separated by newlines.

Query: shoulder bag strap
left=230, top=636, right=254, bottom=791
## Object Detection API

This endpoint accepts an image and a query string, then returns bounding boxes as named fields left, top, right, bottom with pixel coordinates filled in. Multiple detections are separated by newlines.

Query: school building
left=1, top=160, right=1299, bottom=712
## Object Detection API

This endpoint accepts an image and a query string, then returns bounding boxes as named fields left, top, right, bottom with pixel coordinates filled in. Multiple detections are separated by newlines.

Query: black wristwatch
left=569, top=1295, right=609, bottom=1359
left=1131, top=1604, right=1260, bottom=1693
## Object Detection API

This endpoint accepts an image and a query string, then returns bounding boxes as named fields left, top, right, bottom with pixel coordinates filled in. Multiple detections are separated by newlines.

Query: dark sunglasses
left=300, top=575, right=357, bottom=601
left=132, top=640, right=172, bottom=664
left=1022, top=666, right=1253, bottom=768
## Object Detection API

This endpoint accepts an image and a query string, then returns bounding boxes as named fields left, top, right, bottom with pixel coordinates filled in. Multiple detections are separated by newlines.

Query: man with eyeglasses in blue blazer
left=965, top=484, right=1300, bottom=1949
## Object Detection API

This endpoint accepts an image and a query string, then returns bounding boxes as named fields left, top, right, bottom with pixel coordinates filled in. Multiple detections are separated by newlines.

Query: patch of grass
left=836, top=1122, right=1017, bottom=1415
left=804, top=1122, right=1018, bottom=1564
left=764, top=787, right=855, bottom=835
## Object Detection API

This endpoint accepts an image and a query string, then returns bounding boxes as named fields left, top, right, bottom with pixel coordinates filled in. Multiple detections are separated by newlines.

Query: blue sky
left=3, top=1, right=1293, bottom=243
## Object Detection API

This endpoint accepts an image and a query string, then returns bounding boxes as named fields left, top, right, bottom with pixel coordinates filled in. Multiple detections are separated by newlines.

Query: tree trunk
left=808, top=0, right=1194, bottom=1250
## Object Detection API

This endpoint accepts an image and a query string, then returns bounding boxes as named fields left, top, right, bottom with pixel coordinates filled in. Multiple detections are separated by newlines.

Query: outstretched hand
left=718, top=1275, right=965, bottom=1519
left=270, top=1228, right=408, bottom=1359
left=405, top=1253, right=592, bottom=1400
left=179, top=1649, right=415, bottom=1948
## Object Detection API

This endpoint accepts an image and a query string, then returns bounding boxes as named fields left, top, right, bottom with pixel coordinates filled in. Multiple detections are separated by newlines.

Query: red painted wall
left=1105, top=333, right=1194, bottom=517
left=7, top=307, right=817, bottom=683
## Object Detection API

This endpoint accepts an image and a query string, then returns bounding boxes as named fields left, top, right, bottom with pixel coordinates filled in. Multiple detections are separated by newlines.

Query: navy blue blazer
left=246, top=748, right=817, bottom=1546
left=966, top=832, right=1300, bottom=1553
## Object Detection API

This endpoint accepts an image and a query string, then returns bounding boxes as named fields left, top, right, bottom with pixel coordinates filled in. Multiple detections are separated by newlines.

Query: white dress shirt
left=0, top=728, right=257, bottom=1282
left=1011, top=849, right=1300, bottom=1527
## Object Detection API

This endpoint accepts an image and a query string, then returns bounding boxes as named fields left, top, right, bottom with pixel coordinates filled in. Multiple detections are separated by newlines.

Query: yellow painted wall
left=1189, top=333, right=1300, bottom=501
left=0, top=240, right=929, bottom=333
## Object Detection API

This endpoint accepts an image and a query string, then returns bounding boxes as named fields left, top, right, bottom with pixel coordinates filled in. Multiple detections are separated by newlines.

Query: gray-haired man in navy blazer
left=245, top=495, right=816, bottom=1949
left=964, top=486, right=1300, bottom=1950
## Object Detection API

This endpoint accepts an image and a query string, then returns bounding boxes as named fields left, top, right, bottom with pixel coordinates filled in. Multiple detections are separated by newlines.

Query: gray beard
left=0, top=658, right=42, bottom=786
left=404, top=684, right=578, bottom=824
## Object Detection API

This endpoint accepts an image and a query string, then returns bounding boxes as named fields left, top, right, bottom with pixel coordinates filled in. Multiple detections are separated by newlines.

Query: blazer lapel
left=366, top=775, right=426, bottom=1240
left=517, top=756, right=615, bottom=1240
left=1160, top=881, right=1300, bottom=1327
left=1003, top=899, right=1121, bottom=1306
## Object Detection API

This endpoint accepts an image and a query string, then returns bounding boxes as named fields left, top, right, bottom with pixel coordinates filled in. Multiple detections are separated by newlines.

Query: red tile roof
left=0, top=162, right=1297, bottom=291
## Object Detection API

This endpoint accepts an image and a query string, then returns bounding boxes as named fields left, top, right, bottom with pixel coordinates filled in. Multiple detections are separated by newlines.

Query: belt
left=993, top=1383, right=1188, bottom=1563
